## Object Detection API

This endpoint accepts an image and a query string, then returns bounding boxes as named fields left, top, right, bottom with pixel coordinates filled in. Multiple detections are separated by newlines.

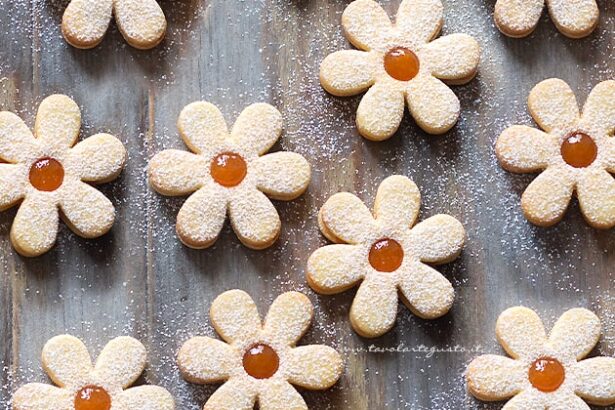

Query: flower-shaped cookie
left=494, top=0, right=600, bottom=39
left=62, top=0, right=167, bottom=49
left=177, top=290, right=344, bottom=409
left=307, top=175, right=465, bottom=338
left=13, top=335, right=174, bottom=410
left=467, top=307, right=615, bottom=408
left=0, top=95, right=127, bottom=257
left=319, top=0, right=480, bottom=140
left=496, top=79, right=615, bottom=229
left=148, top=102, right=311, bottom=250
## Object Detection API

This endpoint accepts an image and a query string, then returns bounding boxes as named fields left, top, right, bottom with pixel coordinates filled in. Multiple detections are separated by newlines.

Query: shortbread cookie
left=319, top=0, right=480, bottom=140
left=496, top=79, right=615, bottom=229
left=62, top=0, right=167, bottom=49
left=13, top=335, right=175, bottom=410
left=494, top=0, right=600, bottom=39
left=467, top=307, right=615, bottom=407
left=307, top=175, right=465, bottom=338
left=0, top=94, right=127, bottom=257
left=177, top=290, right=344, bottom=409
left=148, top=102, right=311, bottom=250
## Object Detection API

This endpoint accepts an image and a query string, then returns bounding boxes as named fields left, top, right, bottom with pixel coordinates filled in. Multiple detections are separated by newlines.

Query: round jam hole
left=528, top=357, right=565, bottom=393
left=384, top=47, right=420, bottom=82
left=368, top=238, right=404, bottom=272
left=29, top=157, right=64, bottom=192
left=210, top=152, right=247, bottom=187
left=560, top=132, right=597, bottom=168
left=242, top=343, right=279, bottom=379
left=74, top=385, right=111, bottom=410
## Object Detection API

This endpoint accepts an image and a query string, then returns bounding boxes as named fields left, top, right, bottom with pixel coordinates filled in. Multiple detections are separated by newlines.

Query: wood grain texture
left=0, top=0, right=613, bottom=409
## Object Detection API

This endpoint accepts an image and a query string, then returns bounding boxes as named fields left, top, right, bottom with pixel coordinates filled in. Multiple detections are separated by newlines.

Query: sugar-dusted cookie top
left=62, top=0, right=167, bottom=49
left=0, top=95, right=127, bottom=257
left=148, top=102, right=311, bottom=250
left=467, top=307, right=615, bottom=408
left=13, top=335, right=174, bottom=410
left=177, top=290, right=344, bottom=409
left=320, top=0, right=480, bottom=140
left=494, top=0, right=600, bottom=39
left=307, top=175, right=465, bottom=338
left=496, top=79, right=615, bottom=229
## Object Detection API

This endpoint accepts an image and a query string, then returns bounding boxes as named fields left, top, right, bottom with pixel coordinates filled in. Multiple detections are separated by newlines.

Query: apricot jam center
left=242, top=343, right=279, bottom=379
left=384, top=47, right=420, bottom=82
left=528, top=357, right=565, bottom=393
left=210, top=152, right=247, bottom=187
left=561, top=132, right=597, bottom=168
left=74, top=385, right=111, bottom=410
left=369, top=238, right=404, bottom=272
left=29, top=157, right=64, bottom=192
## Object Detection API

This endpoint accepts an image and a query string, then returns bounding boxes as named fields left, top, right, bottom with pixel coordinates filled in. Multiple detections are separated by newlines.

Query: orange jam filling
left=29, top=157, right=64, bottom=192
left=74, top=385, right=111, bottom=410
left=384, top=47, right=420, bottom=81
left=243, top=343, right=279, bottom=379
left=528, top=357, right=565, bottom=393
left=369, top=238, right=404, bottom=272
left=211, top=152, right=247, bottom=187
left=561, top=132, right=597, bottom=168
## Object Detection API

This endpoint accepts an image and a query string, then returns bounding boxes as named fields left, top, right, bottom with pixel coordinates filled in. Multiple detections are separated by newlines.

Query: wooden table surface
left=0, top=0, right=613, bottom=409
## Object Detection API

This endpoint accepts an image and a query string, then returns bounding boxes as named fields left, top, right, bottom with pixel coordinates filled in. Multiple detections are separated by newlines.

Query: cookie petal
left=258, top=380, right=307, bottom=410
left=548, top=394, right=591, bottom=410
left=12, top=383, right=73, bottom=410
left=501, top=391, right=545, bottom=409
left=341, top=0, right=393, bottom=51
left=409, top=214, right=465, bottom=264
left=11, top=192, right=60, bottom=257
left=574, top=357, right=615, bottom=406
left=320, top=50, right=376, bottom=97
left=307, top=244, right=365, bottom=294
left=399, top=263, right=454, bottom=319
left=148, top=150, right=208, bottom=196
left=59, top=180, right=115, bottom=238
left=547, top=0, right=599, bottom=39
left=521, top=167, right=574, bottom=227
left=495, top=125, right=559, bottom=173
left=0, top=111, right=38, bottom=163
left=114, top=386, right=174, bottom=410
left=466, top=355, right=526, bottom=401
left=494, top=0, right=544, bottom=38
left=34, top=95, right=81, bottom=150
left=253, top=152, right=311, bottom=201
left=203, top=378, right=257, bottom=410
left=93, top=336, right=146, bottom=389
left=0, top=164, right=26, bottom=211
left=548, top=308, right=600, bottom=360
left=581, top=80, right=615, bottom=137
left=177, top=102, right=229, bottom=155
left=114, top=0, right=167, bottom=50
left=177, top=336, right=237, bottom=384
left=286, top=345, right=343, bottom=390
left=62, top=0, right=112, bottom=49
left=496, top=306, right=546, bottom=359
left=210, top=290, right=261, bottom=344
left=41, top=335, right=93, bottom=387
left=230, top=103, right=283, bottom=156
left=319, top=192, right=376, bottom=244
left=349, top=275, right=399, bottom=338
left=577, top=169, right=615, bottom=229
left=176, top=184, right=228, bottom=249
left=419, top=34, right=480, bottom=84
left=356, top=81, right=405, bottom=141
left=68, top=133, right=126, bottom=183
left=396, top=0, right=444, bottom=44
left=263, top=292, right=313, bottom=346
left=528, top=78, right=580, bottom=133
left=373, top=175, right=420, bottom=229
left=229, top=188, right=280, bottom=249
left=406, top=75, right=460, bottom=135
